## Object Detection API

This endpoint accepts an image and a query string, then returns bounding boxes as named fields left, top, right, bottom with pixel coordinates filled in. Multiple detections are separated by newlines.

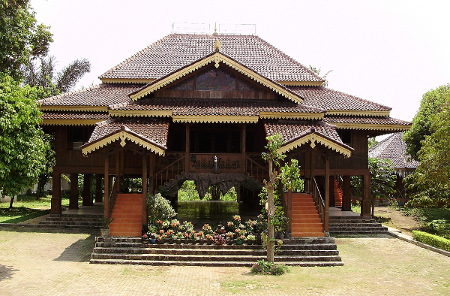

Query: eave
left=332, top=123, right=411, bottom=131
left=81, top=127, right=166, bottom=156
left=326, top=110, right=391, bottom=117
left=279, top=133, right=353, bottom=158
left=41, top=119, right=104, bottom=126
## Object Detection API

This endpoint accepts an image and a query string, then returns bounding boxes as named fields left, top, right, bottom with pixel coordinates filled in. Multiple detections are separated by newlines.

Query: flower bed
left=143, top=215, right=266, bottom=245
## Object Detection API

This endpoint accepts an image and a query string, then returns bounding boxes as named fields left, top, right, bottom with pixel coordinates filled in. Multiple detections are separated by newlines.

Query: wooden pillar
left=324, top=156, right=330, bottom=233
left=69, top=173, right=78, bottom=209
left=142, top=153, right=148, bottom=226
left=82, top=174, right=93, bottom=206
left=95, top=174, right=103, bottom=203
left=329, top=176, right=335, bottom=207
left=361, top=174, right=371, bottom=218
left=309, top=148, right=315, bottom=193
left=241, top=124, right=246, bottom=174
left=149, top=153, right=156, bottom=194
left=185, top=124, right=190, bottom=173
left=51, top=171, right=62, bottom=215
left=287, top=189, right=292, bottom=234
left=342, top=176, right=352, bottom=211
left=104, top=155, right=110, bottom=219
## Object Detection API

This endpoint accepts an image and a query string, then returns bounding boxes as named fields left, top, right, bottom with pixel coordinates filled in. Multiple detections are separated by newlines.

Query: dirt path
left=374, top=206, right=421, bottom=236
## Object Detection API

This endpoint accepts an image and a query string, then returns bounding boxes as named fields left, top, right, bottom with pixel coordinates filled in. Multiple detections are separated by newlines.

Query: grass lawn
left=0, top=194, right=70, bottom=223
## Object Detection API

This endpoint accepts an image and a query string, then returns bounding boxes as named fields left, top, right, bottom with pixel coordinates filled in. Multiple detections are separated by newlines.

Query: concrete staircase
left=39, top=214, right=102, bottom=228
left=329, top=216, right=389, bottom=235
left=90, top=237, right=343, bottom=267
left=109, top=194, right=143, bottom=237
left=291, top=193, right=325, bottom=237
left=333, top=179, right=343, bottom=207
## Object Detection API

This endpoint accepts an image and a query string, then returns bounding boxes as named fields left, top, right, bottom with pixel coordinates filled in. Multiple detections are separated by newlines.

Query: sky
left=30, top=0, right=450, bottom=122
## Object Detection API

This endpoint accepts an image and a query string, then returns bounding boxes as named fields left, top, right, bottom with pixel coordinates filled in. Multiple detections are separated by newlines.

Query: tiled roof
left=110, top=97, right=325, bottom=117
left=88, top=117, right=169, bottom=149
left=100, top=34, right=323, bottom=83
left=264, top=120, right=350, bottom=149
left=289, top=86, right=391, bottom=113
left=41, top=111, right=109, bottom=120
left=324, top=116, right=411, bottom=126
left=37, top=84, right=142, bottom=108
left=368, top=132, right=419, bottom=169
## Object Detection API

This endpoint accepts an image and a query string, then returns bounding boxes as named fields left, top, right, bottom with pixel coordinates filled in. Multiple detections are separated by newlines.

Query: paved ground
left=0, top=227, right=449, bottom=295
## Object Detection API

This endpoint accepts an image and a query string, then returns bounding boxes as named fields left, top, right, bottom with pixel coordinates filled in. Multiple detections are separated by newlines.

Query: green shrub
left=147, top=193, right=177, bottom=224
left=251, top=260, right=289, bottom=275
left=412, top=230, right=450, bottom=252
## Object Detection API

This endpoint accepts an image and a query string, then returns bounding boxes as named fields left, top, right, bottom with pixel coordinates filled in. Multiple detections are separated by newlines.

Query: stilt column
left=361, top=174, right=371, bottom=218
left=342, top=176, right=352, bottom=211
left=51, top=171, right=62, bottom=215
left=82, top=174, right=93, bottom=206
left=69, top=173, right=78, bottom=209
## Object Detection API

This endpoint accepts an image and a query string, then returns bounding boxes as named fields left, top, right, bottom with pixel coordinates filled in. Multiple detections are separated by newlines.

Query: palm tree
left=22, top=56, right=91, bottom=198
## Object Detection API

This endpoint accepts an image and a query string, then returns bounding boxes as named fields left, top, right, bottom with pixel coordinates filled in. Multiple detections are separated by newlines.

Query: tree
left=22, top=56, right=91, bottom=94
left=261, top=134, right=285, bottom=262
left=404, top=84, right=450, bottom=161
left=0, top=0, right=53, bottom=80
left=309, top=65, right=332, bottom=87
left=0, top=74, right=49, bottom=208
left=21, top=56, right=91, bottom=198
left=407, top=96, right=450, bottom=206
left=352, top=158, right=397, bottom=217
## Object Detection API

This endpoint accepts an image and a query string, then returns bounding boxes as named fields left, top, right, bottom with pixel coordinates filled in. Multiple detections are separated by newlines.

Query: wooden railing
left=246, top=156, right=268, bottom=182
left=312, top=178, right=325, bottom=226
left=154, top=155, right=185, bottom=188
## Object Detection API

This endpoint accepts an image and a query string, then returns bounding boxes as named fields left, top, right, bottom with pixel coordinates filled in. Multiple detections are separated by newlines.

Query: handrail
left=154, top=155, right=185, bottom=188
left=312, top=178, right=325, bottom=226
left=245, top=156, right=268, bottom=182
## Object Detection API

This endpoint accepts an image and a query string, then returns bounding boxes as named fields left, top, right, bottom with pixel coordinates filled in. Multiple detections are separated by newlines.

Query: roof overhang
left=41, top=119, right=103, bottom=126
left=279, top=132, right=353, bottom=158
left=332, top=123, right=411, bottom=131
left=129, top=51, right=304, bottom=104
left=172, top=115, right=259, bottom=123
left=81, top=126, right=166, bottom=156
left=326, top=110, right=391, bottom=117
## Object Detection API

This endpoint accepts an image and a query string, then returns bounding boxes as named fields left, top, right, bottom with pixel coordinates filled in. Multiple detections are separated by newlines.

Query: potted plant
left=100, top=217, right=114, bottom=237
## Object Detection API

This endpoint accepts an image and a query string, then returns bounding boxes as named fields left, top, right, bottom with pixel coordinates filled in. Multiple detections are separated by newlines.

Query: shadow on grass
left=0, top=207, right=50, bottom=223
left=0, top=264, right=18, bottom=282
left=54, top=233, right=96, bottom=262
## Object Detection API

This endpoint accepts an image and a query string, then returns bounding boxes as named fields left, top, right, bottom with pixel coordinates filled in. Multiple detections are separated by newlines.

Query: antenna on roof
left=171, top=22, right=256, bottom=35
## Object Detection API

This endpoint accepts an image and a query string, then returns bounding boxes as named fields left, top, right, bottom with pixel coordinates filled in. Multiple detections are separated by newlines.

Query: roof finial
left=214, top=38, right=221, bottom=52
left=213, top=22, right=218, bottom=36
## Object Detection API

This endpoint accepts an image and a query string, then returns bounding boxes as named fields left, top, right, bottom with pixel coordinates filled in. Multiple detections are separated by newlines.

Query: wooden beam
left=324, top=156, right=330, bottom=233
left=142, top=153, right=148, bottom=226
left=362, top=174, right=371, bottom=218
left=185, top=124, right=190, bottom=173
left=51, top=171, right=62, bottom=215
left=104, top=155, right=110, bottom=219
left=69, top=173, right=78, bottom=209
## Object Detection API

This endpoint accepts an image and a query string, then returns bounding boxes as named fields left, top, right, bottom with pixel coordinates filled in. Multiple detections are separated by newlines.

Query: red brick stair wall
left=109, top=194, right=143, bottom=237
left=291, top=193, right=325, bottom=237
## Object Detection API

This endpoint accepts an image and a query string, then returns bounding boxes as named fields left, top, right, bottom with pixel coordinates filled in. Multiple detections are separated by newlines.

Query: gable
left=129, top=51, right=304, bottom=104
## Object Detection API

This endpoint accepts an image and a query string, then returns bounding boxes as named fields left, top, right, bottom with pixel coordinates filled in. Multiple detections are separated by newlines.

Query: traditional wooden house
left=369, top=132, right=419, bottom=200
left=38, top=33, right=411, bottom=237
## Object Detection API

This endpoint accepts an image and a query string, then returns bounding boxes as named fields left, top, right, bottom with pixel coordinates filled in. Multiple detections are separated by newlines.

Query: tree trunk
left=266, top=159, right=275, bottom=263
left=9, top=196, right=14, bottom=208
